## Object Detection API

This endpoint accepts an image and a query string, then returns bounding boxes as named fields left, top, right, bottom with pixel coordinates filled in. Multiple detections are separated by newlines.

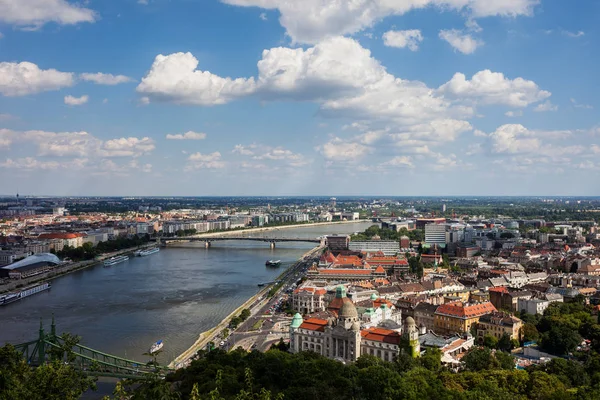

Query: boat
left=103, top=255, right=129, bottom=266
left=265, top=260, right=281, bottom=267
left=133, top=250, right=143, bottom=256
left=138, top=247, right=160, bottom=257
left=0, top=282, right=51, bottom=306
left=149, top=340, right=163, bottom=354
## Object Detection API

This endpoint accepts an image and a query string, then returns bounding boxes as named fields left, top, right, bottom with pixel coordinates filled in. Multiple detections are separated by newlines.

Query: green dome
left=291, top=313, right=303, bottom=328
left=335, top=285, right=347, bottom=298
left=370, top=293, right=378, bottom=300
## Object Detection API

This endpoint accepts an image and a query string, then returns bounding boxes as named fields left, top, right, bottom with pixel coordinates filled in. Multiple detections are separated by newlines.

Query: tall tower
left=403, top=317, right=420, bottom=358
left=290, top=313, right=303, bottom=353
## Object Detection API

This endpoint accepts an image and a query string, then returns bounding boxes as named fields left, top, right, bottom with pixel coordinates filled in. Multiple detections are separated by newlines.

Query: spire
left=51, top=314, right=56, bottom=338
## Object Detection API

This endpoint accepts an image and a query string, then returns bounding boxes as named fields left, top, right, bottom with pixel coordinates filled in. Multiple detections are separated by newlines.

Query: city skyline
left=1, top=0, right=599, bottom=196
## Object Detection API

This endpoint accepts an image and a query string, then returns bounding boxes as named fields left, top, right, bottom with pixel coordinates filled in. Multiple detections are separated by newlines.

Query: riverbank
left=168, top=244, right=324, bottom=369
left=0, top=243, right=156, bottom=295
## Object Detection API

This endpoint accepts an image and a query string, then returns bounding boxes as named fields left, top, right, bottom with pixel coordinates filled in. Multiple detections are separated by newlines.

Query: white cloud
left=534, top=100, right=558, bottom=112
left=100, top=137, right=155, bottom=157
left=318, top=138, right=370, bottom=162
left=136, top=52, right=256, bottom=105
left=0, top=157, right=87, bottom=170
left=563, top=30, right=585, bottom=38
left=186, top=151, right=226, bottom=170
left=439, top=29, right=484, bottom=54
left=0, top=32, right=3, bottom=39
left=80, top=73, right=133, bottom=85
left=234, top=143, right=308, bottom=166
left=505, top=110, right=523, bottom=117
left=570, top=98, right=593, bottom=109
left=0, top=0, right=97, bottom=28
left=259, top=12, right=267, bottom=21
left=0, top=61, right=74, bottom=96
left=166, top=131, right=207, bottom=140
left=64, top=94, right=88, bottom=106
left=382, top=30, right=423, bottom=51
left=487, top=124, right=581, bottom=158
left=0, top=129, right=155, bottom=158
left=221, top=0, right=539, bottom=44
left=103, top=98, right=108, bottom=104
left=381, top=156, right=414, bottom=168
left=0, top=113, right=15, bottom=121
left=138, top=0, right=149, bottom=5
left=438, top=69, right=551, bottom=107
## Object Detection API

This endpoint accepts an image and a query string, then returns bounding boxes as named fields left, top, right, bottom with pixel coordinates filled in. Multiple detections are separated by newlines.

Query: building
left=293, top=287, right=327, bottom=314
left=416, top=218, right=447, bottom=229
left=425, top=223, right=447, bottom=246
left=517, top=293, right=563, bottom=315
left=489, top=287, right=533, bottom=312
left=348, top=240, right=400, bottom=256
left=434, top=301, right=497, bottom=335
left=326, top=235, right=350, bottom=251
left=306, top=265, right=386, bottom=282
left=0, top=253, right=60, bottom=279
left=477, top=312, right=522, bottom=341
left=413, top=302, right=439, bottom=332
left=290, top=286, right=420, bottom=363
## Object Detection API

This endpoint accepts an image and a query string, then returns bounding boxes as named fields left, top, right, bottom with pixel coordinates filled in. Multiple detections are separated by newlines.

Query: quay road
left=172, top=245, right=323, bottom=368
left=224, top=248, right=321, bottom=352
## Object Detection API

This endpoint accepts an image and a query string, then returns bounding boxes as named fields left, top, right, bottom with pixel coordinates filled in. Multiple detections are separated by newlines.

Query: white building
left=348, top=240, right=400, bottom=256
left=425, top=223, right=447, bottom=246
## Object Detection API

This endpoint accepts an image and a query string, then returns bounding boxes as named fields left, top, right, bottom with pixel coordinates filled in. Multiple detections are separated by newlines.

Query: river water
left=0, top=222, right=371, bottom=364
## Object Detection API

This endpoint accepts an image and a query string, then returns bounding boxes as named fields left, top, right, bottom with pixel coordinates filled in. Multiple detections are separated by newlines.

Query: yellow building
left=476, top=312, right=522, bottom=341
left=434, top=301, right=497, bottom=335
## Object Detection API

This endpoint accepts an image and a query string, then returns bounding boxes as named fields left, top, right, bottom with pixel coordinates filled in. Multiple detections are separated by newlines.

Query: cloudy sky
left=0, top=0, right=598, bottom=196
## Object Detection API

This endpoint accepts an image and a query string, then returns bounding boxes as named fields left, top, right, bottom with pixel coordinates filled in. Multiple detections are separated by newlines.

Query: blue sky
left=0, top=0, right=598, bottom=196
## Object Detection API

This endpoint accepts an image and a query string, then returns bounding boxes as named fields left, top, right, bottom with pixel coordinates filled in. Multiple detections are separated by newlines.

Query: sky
left=0, top=0, right=599, bottom=197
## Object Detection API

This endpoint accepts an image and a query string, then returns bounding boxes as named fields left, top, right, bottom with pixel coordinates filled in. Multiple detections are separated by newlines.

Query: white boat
left=149, top=340, right=163, bottom=354
left=103, top=255, right=129, bottom=266
left=0, top=282, right=51, bottom=306
left=138, top=247, right=160, bottom=257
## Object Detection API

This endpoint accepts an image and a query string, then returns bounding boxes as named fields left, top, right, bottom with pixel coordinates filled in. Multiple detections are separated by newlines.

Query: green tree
left=541, top=325, right=582, bottom=355
left=497, top=334, right=514, bottom=352
left=521, top=323, right=540, bottom=343
left=483, top=335, right=499, bottom=349
left=419, top=348, right=442, bottom=372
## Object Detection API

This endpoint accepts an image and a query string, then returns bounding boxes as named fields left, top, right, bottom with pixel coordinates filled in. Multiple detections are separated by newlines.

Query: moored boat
left=0, top=282, right=51, bottom=306
left=103, top=255, right=129, bottom=266
left=138, top=247, right=160, bottom=257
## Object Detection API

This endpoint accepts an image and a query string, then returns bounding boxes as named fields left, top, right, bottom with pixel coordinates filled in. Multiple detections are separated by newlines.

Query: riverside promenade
left=169, top=244, right=324, bottom=369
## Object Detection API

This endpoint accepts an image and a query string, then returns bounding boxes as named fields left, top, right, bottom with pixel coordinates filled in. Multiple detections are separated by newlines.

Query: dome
left=351, top=321, right=361, bottom=331
left=405, top=316, right=416, bottom=327
left=370, top=293, right=378, bottom=301
left=339, top=298, right=358, bottom=319
left=291, top=313, right=303, bottom=329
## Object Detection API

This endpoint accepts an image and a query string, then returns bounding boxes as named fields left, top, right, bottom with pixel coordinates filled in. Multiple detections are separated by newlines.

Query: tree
left=483, top=335, right=499, bottom=349
left=0, top=344, right=95, bottom=400
left=240, top=308, right=251, bottom=321
left=419, top=348, right=442, bottom=372
left=541, top=325, right=582, bottom=355
left=521, top=323, right=540, bottom=343
left=497, top=334, right=514, bottom=352
left=500, top=232, right=515, bottom=239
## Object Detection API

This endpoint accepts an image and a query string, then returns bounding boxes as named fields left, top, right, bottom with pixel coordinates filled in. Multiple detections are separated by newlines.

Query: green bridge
left=13, top=317, right=172, bottom=379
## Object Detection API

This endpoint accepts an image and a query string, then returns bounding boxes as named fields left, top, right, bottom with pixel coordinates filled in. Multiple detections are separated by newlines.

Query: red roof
left=360, top=327, right=401, bottom=345
left=318, top=269, right=372, bottom=275
left=374, top=266, right=385, bottom=274
left=294, top=287, right=327, bottom=295
left=299, top=318, right=328, bottom=332
left=436, top=302, right=497, bottom=319
left=488, top=286, right=509, bottom=294
left=38, top=232, right=85, bottom=240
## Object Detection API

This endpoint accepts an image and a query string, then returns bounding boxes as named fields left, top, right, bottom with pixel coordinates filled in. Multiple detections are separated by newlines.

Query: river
left=0, top=221, right=371, bottom=365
